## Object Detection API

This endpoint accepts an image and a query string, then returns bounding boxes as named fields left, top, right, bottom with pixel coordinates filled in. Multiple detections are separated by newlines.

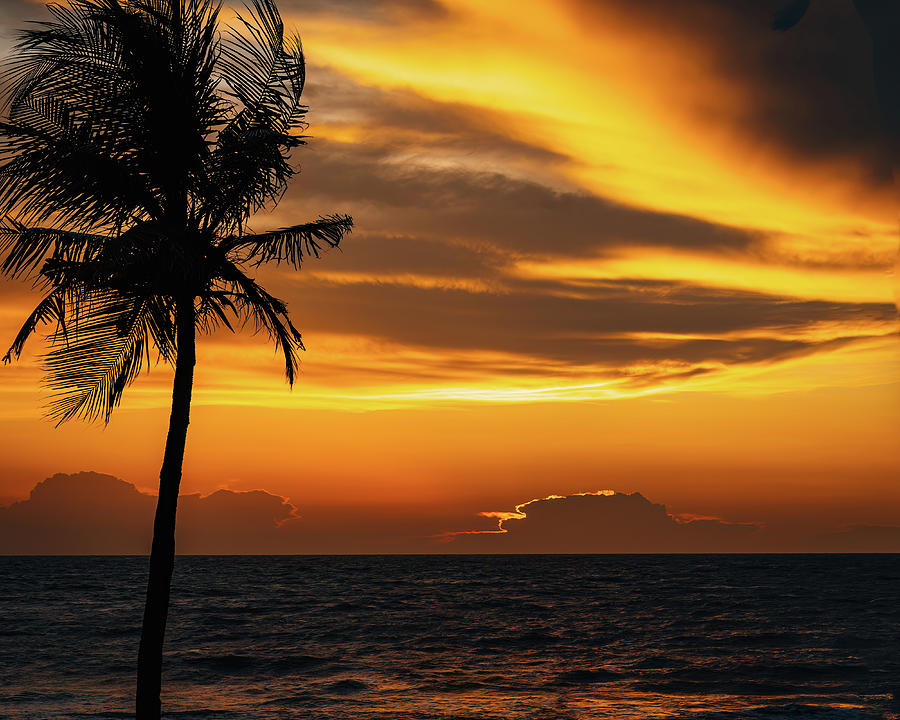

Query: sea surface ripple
left=1, top=554, right=899, bottom=719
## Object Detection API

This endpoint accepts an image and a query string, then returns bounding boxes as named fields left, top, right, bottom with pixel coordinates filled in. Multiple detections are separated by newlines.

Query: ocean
left=1, top=555, right=899, bottom=719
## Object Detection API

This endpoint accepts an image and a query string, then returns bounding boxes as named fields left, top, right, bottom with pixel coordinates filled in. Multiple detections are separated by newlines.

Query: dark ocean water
left=1, top=555, right=899, bottom=720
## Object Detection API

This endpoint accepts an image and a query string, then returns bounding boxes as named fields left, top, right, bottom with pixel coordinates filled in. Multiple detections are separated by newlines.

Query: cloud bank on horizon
left=443, top=491, right=761, bottom=553
left=0, top=472, right=301, bottom=555
left=3, top=472, right=899, bottom=554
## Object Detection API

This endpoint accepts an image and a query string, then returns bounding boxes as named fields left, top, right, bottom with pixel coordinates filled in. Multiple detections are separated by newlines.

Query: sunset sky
left=1, top=0, right=898, bottom=552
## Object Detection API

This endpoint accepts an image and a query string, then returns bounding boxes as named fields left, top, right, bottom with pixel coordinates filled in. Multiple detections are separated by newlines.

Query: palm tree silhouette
left=0, top=1, right=352, bottom=717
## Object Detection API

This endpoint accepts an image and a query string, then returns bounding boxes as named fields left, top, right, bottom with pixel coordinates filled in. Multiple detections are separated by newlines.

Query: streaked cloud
left=0, top=0, right=897, bottom=529
left=3, top=0, right=896, bottom=414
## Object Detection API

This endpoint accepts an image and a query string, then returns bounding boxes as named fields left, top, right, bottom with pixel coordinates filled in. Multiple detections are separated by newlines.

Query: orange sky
left=1, top=0, right=898, bottom=552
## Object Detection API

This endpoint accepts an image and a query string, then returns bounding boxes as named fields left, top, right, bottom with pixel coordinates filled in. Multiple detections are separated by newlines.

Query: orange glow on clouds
left=478, top=490, right=618, bottom=531
left=295, top=0, right=898, bottom=253
left=0, top=0, right=898, bottom=544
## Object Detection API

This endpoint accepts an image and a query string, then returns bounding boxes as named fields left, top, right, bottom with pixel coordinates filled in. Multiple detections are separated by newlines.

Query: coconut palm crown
left=0, top=1, right=352, bottom=717
left=0, top=0, right=351, bottom=422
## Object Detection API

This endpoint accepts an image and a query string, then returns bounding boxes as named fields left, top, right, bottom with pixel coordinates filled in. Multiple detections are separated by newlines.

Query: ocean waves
left=1, top=555, right=899, bottom=719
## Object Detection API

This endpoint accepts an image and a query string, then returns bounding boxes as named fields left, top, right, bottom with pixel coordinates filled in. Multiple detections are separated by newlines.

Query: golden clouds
left=513, top=249, right=892, bottom=304
left=1, top=0, right=898, bottom=517
left=294, top=0, right=897, bottom=249
left=271, top=0, right=899, bottom=412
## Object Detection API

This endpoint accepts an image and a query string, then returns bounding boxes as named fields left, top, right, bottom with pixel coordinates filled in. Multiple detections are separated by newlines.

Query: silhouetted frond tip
left=214, top=259, right=305, bottom=384
left=42, top=292, right=176, bottom=425
left=227, top=215, right=353, bottom=268
left=2, top=288, right=66, bottom=365
left=220, top=0, right=307, bottom=133
left=0, top=221, right=107, bottom=281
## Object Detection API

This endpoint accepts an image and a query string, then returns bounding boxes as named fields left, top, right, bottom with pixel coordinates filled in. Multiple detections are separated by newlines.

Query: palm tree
left=0, top=1, right=352, bottom=717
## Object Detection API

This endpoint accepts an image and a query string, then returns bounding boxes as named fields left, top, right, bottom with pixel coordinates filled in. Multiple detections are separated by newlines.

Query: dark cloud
left=0, top=1, right=51, bottom=68
left=3, top=2, right=893, bottom=396
left=289, top=0, right=891, bottom=184
left=0, top=471, right=478, bottom=555
left=274, top=0, right=447, bottom=24
left=566, top=0, right=893, bottom=186
left=810, top=524, right=900, bottom=552
left=447, top=491, right=900, bottom=554
left=303, top=65, right=567, bottom=166
left=274, top=272, right=897, bottom=377
left=0, top=472, right=301, bottom=554
left=316, top=232, right=505, bottom=280
left=289, top=138, right=760, bottom=258
left=277, top=66, right=773, bottom=262
left=250, top=64, right=899, bottom=383
left=444, top=492, right=761, bottom=553
left=5, top=474, right=900, bottom=553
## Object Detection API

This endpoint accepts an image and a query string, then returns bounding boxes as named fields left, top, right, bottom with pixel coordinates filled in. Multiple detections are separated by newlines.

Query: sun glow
left=472, top=490, right=620, bottom=534
left=514, top=250, right=895, bottom=305
left=1, top=0, right=898, bottom=534
left=294, top=0, right=897, bottom=258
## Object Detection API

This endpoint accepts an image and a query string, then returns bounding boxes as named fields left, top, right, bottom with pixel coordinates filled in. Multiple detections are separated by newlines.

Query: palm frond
left=1, top=0, right=225, bottom=228
left=199, top=123, right=302, bottom=232
left=2, top=287, right=67, bottom=364
left=33, top=220, right=193, bottom=300
left=0, top=117, right=163, bottom=229
left=219, top=0, right=306, bottom=133
left=215, top=259, right=304, bottom=384
left=0, top=220, right=108, bottom=280
left=196, top=290, right=237, bottom=334
left=4, top=1, right=121, bottom=110
left=0, top=0, right=166, bottom=228
left=42, top=291, right=175, bottom=424
left=200, top=0, right=307, bottom=231
left=225, top=214, right=353, bottom=268
left=86, top=0, right=224, bottom=212
left=2, top=0, right=353, bottom=427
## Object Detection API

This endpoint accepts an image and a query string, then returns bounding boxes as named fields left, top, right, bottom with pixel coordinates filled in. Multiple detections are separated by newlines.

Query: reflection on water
left=1, top=554, right=899, bottom=719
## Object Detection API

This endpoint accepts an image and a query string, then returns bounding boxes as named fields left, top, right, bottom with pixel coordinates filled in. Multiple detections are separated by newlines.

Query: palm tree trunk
left=136, top=297, right=196, bottom=720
